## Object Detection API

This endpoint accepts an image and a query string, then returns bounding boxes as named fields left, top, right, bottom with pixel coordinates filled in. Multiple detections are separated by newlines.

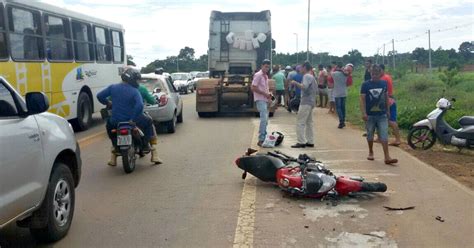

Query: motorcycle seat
left=459, top=116, right=474, bottom=126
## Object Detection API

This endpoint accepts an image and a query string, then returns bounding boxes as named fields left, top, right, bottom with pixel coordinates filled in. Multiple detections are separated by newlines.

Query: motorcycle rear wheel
left=408, top=126, right=436, bottom=150
left=360, top=182, right=387, bottom=192
left=121, top=147, right=136, bottom=174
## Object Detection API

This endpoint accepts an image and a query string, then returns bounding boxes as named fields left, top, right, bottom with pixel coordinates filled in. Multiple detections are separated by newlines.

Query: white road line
left=233, top=123, right=259, bottom=248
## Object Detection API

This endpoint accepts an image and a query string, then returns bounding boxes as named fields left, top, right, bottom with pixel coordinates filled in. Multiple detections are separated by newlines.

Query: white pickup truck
left=0, top=76, right=81, bottom=242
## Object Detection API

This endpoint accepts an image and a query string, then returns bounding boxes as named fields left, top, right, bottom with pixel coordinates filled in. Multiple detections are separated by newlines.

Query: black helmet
left=272, top=131, right=284, bottom=146
left=121, top=67, right=141, bottom=87
left=155, top=67, right=164, bottom=75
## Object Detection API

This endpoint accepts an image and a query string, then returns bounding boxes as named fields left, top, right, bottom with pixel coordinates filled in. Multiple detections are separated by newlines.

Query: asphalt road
left=1, top=93, right=473, bottom=247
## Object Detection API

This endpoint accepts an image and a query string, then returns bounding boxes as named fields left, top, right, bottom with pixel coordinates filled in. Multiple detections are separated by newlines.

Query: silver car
left=141, top=74, right=183, bottom=133
left=171, top=73, right=194, bottom=94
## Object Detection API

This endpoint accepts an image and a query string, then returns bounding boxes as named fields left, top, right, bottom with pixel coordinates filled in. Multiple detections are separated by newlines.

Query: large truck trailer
left=196, top=10, right=277, bottom=117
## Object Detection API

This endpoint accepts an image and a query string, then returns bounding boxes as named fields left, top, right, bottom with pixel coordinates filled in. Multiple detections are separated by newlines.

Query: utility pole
left=392, top=39, right=395, bottom=69
left=382, top=44, right=385, bottom=65
left=428, top=29, right=432, bottom=72
left=306, top=0, right=310, bottom=61
left=176, top=57, right=179, bottom=72
left=293, top=33, right=298, bottom=64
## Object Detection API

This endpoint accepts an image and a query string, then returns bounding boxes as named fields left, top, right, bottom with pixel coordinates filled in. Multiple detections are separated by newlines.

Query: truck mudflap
left=196, top=79, right=219, bottom=113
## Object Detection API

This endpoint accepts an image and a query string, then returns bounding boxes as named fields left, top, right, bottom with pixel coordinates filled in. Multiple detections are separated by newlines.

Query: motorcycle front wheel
left=121, top=146, right=136, bottom=174
left=408, top=126, right=437, bottom=150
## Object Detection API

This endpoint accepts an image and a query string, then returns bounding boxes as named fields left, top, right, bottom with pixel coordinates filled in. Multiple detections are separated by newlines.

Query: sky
left=40, top=0, right=473, bottom=67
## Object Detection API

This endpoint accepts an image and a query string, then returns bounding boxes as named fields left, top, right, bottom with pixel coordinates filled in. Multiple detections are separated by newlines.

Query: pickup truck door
left=0, top=81, right=44, bottom=226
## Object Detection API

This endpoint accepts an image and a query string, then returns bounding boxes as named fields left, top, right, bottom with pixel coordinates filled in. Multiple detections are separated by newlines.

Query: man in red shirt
left=380, top=64, right=401, bottom=146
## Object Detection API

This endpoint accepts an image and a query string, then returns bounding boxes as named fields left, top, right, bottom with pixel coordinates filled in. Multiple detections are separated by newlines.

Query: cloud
left=39, top=0, right=473, bottom=67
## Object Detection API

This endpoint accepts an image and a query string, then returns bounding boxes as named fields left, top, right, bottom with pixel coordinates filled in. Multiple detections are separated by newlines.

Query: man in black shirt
left=364, top=59, right=372, bottom=81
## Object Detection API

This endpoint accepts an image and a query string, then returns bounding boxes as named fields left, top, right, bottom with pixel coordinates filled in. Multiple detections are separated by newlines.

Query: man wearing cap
left=252, top=59, right=272, bottom=147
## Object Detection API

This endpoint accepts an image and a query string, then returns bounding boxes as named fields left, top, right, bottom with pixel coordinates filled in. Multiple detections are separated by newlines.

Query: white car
left=0, top=77, right=81, bottom=242
left=191, top=71, right=209, bottom=88
left=171, top=73, right=194, bottom=94
left=141, top=74, right=184, bottom=133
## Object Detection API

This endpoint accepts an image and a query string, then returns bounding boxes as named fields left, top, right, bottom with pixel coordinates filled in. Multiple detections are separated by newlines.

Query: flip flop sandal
left=367, top=156, right=374, bottom=161
left=385, top=159, right=398, bottom=165
left=389, top=142, right=401, bottom=147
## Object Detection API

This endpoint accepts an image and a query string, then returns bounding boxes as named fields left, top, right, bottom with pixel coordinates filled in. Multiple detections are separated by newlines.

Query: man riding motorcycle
left=97, top=67, right=162, bottom=166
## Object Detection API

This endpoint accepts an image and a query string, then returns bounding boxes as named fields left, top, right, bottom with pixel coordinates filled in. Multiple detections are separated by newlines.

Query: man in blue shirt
left=360, top=65, right=398, bottom=165
left=97, top=67, right=158, bottom=166
left=287, top=65, right=302, bottom=112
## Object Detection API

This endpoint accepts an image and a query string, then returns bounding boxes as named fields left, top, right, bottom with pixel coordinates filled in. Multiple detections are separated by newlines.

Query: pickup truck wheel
left=177, top=108, right=183, bottom=123
left=167, top=113, right=177, bottom=133
left=30, top=163, right=75, bottom=243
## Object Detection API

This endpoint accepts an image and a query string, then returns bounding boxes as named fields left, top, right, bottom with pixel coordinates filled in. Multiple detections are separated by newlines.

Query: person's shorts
left=389, top=99, right=397, bottom=122
left=366, top=114, right=389, bottom=142
left=327, top=88, right=335, bottom=102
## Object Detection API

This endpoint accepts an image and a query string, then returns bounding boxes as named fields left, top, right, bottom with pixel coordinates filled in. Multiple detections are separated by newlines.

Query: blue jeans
left=366, top=114, right=389, bottom=142
left=335, top=97, right=346, bottom=124
left=256, top=100, right=269, bottom=142
left=107, top=113, right=154, bottom=146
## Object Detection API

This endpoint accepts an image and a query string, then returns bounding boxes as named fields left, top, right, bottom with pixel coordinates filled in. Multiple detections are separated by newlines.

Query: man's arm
left=97, top=85, right=112, bottom=107
left=139, top=85, right=157, bottom=105
left=385, top=91, right=391, bottom=119
left=131, top=91, right=144, bottom=121
left=360, top=94, right=367, bottom=121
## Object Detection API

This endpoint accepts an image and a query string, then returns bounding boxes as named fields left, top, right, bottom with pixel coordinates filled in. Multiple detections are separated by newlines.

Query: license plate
left=117, top=135, right=132, bottom=146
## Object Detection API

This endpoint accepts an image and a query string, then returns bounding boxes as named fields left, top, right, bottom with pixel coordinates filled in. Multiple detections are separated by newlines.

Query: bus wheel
left=72, top=92, right=92, bottom=131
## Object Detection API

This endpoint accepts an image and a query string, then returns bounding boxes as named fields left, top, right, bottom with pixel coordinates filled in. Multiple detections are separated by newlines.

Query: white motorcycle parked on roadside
left=408, top=98, right=474, bottom=150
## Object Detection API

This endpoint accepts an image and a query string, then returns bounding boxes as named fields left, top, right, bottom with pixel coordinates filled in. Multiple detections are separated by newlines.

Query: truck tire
left=198, top=112, right=210, bottom=118
left=30, top=163, right=75, bottom=243
left=71, top=92, right=92, bottom=131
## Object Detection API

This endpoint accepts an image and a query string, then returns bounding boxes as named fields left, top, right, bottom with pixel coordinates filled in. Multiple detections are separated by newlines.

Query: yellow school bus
left=0, top=0, right=125, bottom=130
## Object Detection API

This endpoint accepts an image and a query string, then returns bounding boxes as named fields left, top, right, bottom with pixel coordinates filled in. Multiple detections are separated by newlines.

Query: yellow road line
left=78, top=131, right=106, bottom=148
left=233, top=124, right=259, bottom=248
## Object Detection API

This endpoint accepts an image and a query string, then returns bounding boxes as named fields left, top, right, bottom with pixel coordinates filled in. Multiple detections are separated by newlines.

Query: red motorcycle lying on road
left=235, top=149, right=387, bottom=197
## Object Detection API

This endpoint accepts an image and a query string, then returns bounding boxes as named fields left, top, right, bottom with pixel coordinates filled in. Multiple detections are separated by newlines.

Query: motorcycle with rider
left=97, top=67, right=163, bottom=173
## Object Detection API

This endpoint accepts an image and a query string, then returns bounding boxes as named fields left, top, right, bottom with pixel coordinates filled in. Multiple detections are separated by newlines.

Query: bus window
left=72, top=21, right=94, bottom=62
left=0, top=4, right=7, bottom=59
left=94, top=26, right=112, bottom=62
left=111, top=30, right=123, bottom=63
left=7, top=7, right=44, bottom=61
left=45, top=15, right=73, bottom=61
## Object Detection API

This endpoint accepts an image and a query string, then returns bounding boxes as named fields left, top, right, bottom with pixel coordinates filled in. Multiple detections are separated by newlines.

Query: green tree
left=411, top=47, right=428, bottom=65
left=458, top=41, right=473, bottom=62
left=178, top=46, right=196, bottom=60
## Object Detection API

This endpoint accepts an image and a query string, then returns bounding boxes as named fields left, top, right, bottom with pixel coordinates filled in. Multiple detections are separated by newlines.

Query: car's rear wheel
left=30, top=163, right=75, bottom=243
left=167, top=113, right=177, bottom=133
left=177, top=108, right=183, bottom=123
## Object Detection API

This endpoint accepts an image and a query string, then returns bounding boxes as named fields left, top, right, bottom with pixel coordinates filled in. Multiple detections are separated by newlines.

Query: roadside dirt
left=400, top=143, right=474, bottom=189
left=344, top=119, right=474, bottom=190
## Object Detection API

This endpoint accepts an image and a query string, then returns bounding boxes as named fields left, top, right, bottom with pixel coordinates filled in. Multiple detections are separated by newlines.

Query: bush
left=439, top=68, right=462, bottom=87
